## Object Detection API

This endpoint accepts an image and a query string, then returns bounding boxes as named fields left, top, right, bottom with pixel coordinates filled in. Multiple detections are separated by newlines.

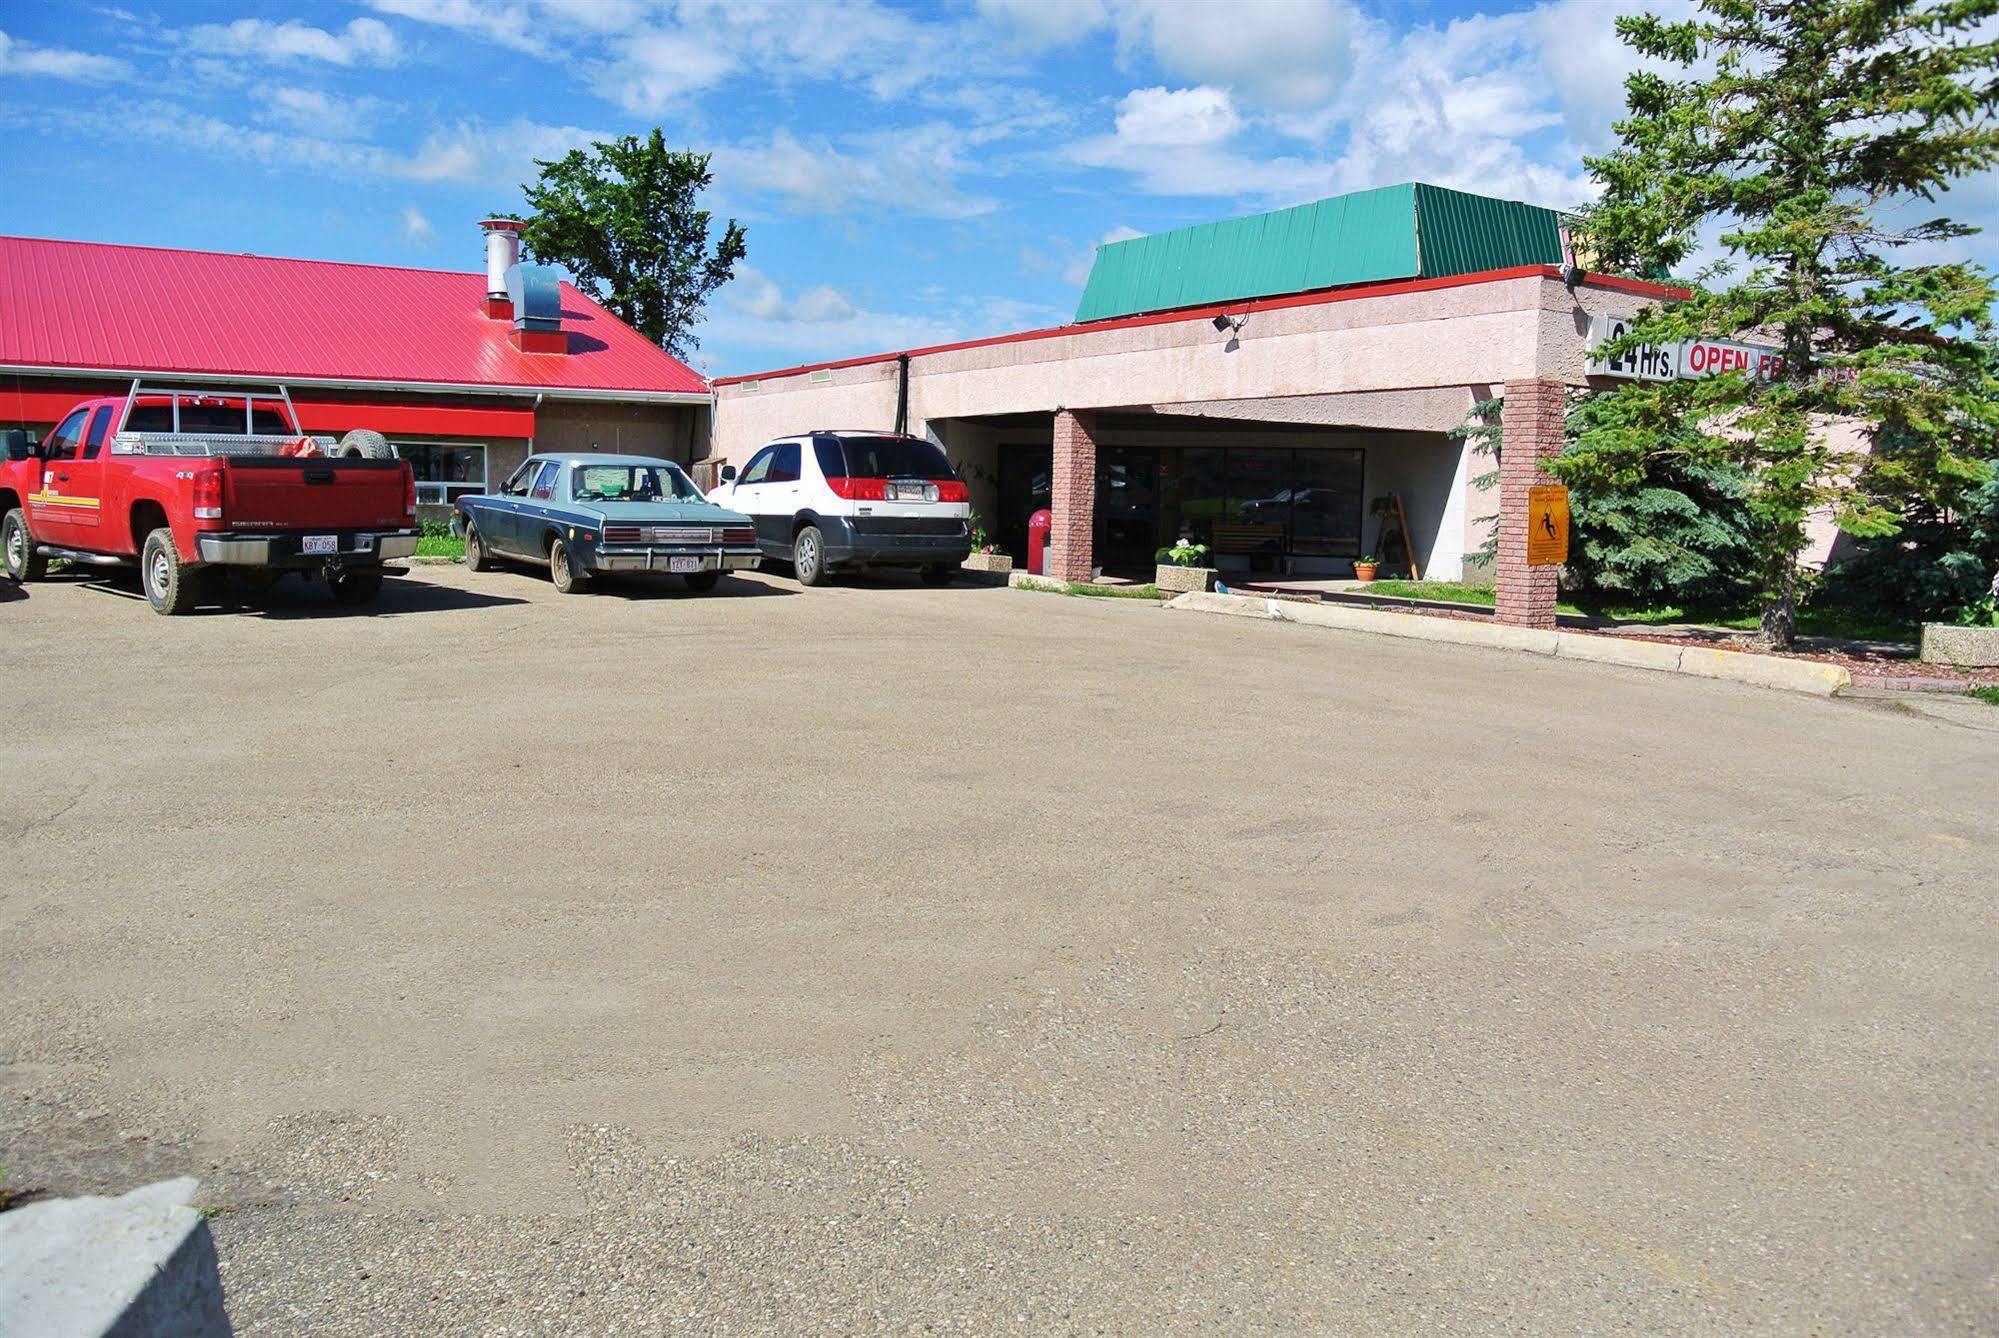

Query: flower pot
left=1353, top=563, right=1379, bottom=583
left=1154, top=563, right=1217, bottom=594
left=1920, top=621, right=1999, bottom=667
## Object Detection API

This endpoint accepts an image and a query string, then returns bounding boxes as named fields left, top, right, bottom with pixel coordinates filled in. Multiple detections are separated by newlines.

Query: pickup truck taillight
left=192, top=468, right=224, bottom=521
left=403, top=467, right=417, bottom=521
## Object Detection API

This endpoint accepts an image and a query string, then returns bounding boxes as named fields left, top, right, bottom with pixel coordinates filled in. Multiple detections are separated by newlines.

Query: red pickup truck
left=1, top=383, right=419, bottom=614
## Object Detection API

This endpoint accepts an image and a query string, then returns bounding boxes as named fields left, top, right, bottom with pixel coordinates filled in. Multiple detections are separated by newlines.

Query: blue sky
left=1, top=0, right=1992, bottom=376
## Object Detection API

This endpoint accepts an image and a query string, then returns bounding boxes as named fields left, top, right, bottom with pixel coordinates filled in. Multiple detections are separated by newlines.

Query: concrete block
left=1153, top=564, right=1216, bottom=594
left=1007, top=571, right=1069, bottom=593
left=1554, top=632, right=1686, bottom=673
left=1921, top=622, right=1999, bottom=667
left=1677, top=646, right=1850, bottom=696
left=0, top=1177, right=229, bottom=1337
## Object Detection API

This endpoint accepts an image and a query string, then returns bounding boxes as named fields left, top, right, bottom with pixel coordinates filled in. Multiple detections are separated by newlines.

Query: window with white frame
left=397, top=442, right=488, bottom=505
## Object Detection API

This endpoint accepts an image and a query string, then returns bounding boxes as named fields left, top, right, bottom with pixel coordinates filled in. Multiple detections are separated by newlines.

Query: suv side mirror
left=718, top=463, right=737, bottom=483
left=4, top=429, right=37, bottom=462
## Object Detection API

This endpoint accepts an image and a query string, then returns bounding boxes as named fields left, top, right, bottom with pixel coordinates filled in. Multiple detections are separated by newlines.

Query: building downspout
left=893, top=354, right=910, bottom=436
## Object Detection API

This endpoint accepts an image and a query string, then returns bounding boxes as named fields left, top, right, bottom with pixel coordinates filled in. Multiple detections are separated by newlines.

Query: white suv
left=708, top=431, right=971, bottom=586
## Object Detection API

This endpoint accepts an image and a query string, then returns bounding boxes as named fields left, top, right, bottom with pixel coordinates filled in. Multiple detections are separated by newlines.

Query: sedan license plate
left=888, top=481, right=934, bottom=502
left=302, top=535, right=337, bottom=555
left=668, top=555, right=701, bottom=573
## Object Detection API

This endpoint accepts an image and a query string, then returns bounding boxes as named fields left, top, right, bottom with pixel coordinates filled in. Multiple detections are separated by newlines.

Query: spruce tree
left=1565, top=0, right=1999, bottom=648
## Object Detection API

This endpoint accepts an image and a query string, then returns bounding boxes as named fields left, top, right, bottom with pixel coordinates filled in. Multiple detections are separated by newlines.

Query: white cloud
left=400, top=118, right=602, bottom=187
left=400, top=206, right=437, bottom=247
left=186, top=16, right=403, bottom=67
left=717, top=126, right=998, bottom=220
left=1113, top=86, right=1241, bottom=147
left=1111, top=0, right=1362, bottom=111
left=975, top=0, right=1108, bottom=48
left=723, top=265, right=858, bottom=323
left=0, top=29, right=130, bottom=80
left=597, top=26, right=737, bottom=112
left=363, top=0, right=544, bottom=54
left=254, top=86, right=390, bottom=139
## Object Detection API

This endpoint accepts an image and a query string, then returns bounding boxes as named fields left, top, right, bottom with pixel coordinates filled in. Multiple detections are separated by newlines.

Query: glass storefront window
left=397, top=442, right=488, bottom=506
left=1163, top=445, right=1364, bottom=561
left=1287, top=449, right=1365, bottom=556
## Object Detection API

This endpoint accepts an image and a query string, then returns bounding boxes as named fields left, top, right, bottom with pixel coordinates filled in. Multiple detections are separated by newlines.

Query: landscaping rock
left=1920, top=622, right=1999, bottom=667
left=0, top=1177, right=229, bottom=1337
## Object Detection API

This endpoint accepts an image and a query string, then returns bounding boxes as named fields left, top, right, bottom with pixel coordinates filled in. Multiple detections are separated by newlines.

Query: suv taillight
left=825, top=477, right=887, bottom=501
left=192, top=468, right=224, bottom=521
left=936, top=481, right=968, bottom=503
left=403, top=466, right=417, bottom=521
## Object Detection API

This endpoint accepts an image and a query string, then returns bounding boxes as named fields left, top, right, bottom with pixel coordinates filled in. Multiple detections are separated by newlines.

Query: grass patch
left=1969, top=685, right=1999, bottom=707
left=1353, top=581, right=1916, bottom=644
left=1018, top=580, right=1164, bottom=600
left=414, top=533, right=465, bottom=559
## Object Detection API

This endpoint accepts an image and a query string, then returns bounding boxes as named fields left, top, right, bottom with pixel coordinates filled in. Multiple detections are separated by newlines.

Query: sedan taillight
left=603, top=526, right=642, bottom=543
left=721, top=525, right=755, bottom=544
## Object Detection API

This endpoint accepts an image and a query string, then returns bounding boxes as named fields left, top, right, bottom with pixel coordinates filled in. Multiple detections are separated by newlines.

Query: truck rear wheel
left=3, top=508, right=47, bottom=582
left=328, top=568, right=385, bottom=605
left=549, top=538, right=587, bottom=594
left=334, top=429, right=394, bottom=460
left=463, top=519, right=492, bottom=572
left=141, top=528, right=200, bottom=616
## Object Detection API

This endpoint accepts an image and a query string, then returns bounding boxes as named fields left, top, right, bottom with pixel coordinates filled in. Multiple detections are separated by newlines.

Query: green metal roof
left=1073, top=183, right=1568, bottom=323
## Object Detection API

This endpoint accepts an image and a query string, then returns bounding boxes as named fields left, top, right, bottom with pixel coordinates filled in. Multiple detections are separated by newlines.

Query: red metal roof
left=0, top=235, right=709, bottom=400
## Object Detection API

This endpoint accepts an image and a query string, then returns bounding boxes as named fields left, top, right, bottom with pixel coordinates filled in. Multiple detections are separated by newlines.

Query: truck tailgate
left=223, top=458, right=408, bottom=530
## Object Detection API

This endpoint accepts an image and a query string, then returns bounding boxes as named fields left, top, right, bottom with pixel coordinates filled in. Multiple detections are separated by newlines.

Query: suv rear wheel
left=792, top=524, right=829, bottom=586
left=3, top=508, right=46, bottom=582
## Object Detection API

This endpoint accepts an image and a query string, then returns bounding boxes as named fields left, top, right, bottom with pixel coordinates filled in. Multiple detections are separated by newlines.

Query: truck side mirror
left=4, top=429, right=37, bottom=462
left=718, top=463, right=737, bottom=483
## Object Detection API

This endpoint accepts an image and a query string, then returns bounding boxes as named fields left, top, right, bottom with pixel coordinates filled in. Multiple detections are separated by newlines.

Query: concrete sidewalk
left=1166, top=589, right=1855, bottom=695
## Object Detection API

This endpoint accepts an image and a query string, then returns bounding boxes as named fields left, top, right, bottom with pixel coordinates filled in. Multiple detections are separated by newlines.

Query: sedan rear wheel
left=549, top=537, right=587, bottom=594
left=464, top=519, right=491, bottom=572
left=792, top=524, right=828, bottom=587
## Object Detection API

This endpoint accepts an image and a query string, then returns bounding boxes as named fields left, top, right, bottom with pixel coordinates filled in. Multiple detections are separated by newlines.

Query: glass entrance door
left=1095, top=447, right=1159, bottom=572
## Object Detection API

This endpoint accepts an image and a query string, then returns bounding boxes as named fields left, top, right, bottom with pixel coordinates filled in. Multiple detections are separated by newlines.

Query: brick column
left=1048, top=408, right=1098, bottom=583
left=1494, top=378, right=1565, bottom=629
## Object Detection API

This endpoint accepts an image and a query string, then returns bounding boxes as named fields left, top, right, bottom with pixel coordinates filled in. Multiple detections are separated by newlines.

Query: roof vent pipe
left=479, top=218, right=524, bottom=319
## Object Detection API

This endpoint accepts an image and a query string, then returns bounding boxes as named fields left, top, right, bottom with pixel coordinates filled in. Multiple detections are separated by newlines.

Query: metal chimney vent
left=506, top=263, right=561, bottom=333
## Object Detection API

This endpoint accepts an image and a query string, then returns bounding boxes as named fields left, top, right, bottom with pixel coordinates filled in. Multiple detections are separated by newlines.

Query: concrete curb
left=0, top=1177, right=229, bottom=1337
left=1008, top=572, right=1073, bottom=593
left=1166, top=591, right=1852, bottom=697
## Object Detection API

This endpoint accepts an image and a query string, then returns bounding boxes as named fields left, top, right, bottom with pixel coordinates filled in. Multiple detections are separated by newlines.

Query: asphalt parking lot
left=2, top=560, right=1994, bottom=1333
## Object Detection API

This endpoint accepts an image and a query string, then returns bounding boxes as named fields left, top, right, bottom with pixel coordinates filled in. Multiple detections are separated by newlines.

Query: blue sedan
left=452, top=453, right=761, bottom=594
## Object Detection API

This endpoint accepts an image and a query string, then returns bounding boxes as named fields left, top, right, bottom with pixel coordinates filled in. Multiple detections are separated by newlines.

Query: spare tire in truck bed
left=334, top=429, right=394, bottom=460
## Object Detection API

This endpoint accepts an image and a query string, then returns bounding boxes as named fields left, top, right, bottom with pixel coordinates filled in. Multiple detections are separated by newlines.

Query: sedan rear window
left=817, top=435, right=954, bottom=481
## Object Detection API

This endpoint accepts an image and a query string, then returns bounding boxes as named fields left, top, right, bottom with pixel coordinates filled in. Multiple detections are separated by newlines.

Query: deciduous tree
left=518, top=129, right=747, bottom=360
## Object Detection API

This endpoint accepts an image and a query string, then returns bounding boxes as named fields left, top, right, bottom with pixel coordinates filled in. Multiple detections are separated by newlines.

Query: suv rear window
left=816, top=435, right=954, bottom=481
left=126, top=404, right=292, bottom=434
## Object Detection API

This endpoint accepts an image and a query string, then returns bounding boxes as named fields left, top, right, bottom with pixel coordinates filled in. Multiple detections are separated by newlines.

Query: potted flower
left=1353, top=553, right=1380, bottom=582
left=960, top=512, right=1013, bottom=578
left=1154, top=537, right=1217, bottom=593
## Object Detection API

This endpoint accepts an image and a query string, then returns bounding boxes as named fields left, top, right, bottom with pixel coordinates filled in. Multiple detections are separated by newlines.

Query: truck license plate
left=302, top=535, right=337, bottom=555
left=668, top=555, right=701, bottom=574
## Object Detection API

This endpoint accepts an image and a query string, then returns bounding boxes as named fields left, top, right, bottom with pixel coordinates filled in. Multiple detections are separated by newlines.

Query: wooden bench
left=1210, top=522, right=1285, bottom=570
